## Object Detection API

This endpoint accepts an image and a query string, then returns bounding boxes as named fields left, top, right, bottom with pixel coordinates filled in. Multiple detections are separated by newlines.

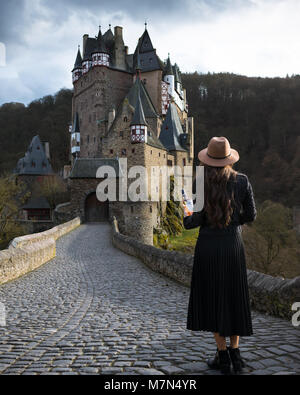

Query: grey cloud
left=0, top=0, right=255, bottom=46
left=0, top=0, right=26, bottom=44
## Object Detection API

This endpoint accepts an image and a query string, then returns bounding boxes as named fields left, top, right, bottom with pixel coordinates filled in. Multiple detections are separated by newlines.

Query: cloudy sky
left=0, top=0, right=300, bottom=105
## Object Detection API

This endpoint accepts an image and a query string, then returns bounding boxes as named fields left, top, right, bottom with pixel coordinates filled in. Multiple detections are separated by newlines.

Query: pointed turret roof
left=14, top=135, right=54, bottom=176
left=159, top=103, right=186, bottom=152
left=103, top=27, right=114, bottom=49
left=133, top=28, right=162, bottom=72
left=165, top=55, right=174, bottom=76
left=71, top=112, right=80, bottom=134
left=92, top=29, right=109, bottom=54
left=131, top=89, right=147, bottom=126
left=126, top=77, right=158, bottom=118
left=136, top=28, right=154, bottom=53
left=72, top=47, right=82, bottom=71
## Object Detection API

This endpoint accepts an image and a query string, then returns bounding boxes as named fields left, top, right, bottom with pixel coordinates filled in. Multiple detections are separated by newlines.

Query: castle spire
left=72, top=46, right=83, bottom=83
left=91, top=28, right=110, bottom=67
left=165, top=54, right=173, bottom=76
left=131, top=86, right=148, bottom=144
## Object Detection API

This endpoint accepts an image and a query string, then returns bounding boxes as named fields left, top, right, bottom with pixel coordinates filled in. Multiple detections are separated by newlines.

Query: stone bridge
left=0, top=224, right=299, bottom=375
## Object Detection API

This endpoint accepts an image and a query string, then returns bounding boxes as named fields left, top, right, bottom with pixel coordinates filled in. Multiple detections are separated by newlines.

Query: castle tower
left=72, top=47, right=82, bottom=83
left=130, top=87, right=148, bottom=144
left=82, top=40, right=92, bottom=74
left=92, top=27, right=110, bottom=67
left=164, top=55, right=175, bottom=97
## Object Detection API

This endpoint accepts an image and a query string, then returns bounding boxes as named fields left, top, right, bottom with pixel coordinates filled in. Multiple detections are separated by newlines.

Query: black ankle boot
left=207, top=349, right=231, bottom=375
left=228, top=347, right=245, bottom=374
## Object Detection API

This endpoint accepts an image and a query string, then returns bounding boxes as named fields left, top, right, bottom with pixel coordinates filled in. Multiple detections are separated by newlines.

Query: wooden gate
left=84, top=193, right=109, bottom=222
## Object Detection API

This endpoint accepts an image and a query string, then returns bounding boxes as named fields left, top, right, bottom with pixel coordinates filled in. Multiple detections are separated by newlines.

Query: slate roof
left=83, top=37, right=96, bottom=61
left=159, top=103, right=187, bottom=152
left=93, top=30, right=109, bottom=54
left=70, top=158, right=123, bottom=179
left=103, top=28, right=114, bottom=50
left=23, top=196, right=51, bottom=210
left=165, top=56, right=174, bottom=76
left=72, top=48, right=82, bottom=71
left=133, top=29, right=163, bottom=73
left=14, top=135, right=54, bottom=176
left=131, top=94, right=147, bottom=126
left=126, top=77, right=158, bottom=118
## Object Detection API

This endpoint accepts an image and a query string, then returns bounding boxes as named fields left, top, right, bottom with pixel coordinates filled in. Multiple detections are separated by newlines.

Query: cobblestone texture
left=0, top=224, right=299, bottom=375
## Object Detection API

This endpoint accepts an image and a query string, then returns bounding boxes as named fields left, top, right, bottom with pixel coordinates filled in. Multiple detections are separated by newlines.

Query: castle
left=66, top=24, right=194, bottom=244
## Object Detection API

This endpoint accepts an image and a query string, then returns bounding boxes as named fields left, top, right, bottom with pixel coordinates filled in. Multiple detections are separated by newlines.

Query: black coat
left=184, top=173, right=256, bottom=337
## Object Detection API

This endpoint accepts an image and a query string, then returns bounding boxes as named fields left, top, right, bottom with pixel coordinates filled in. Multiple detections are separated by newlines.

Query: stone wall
left=0, top=218, right=80, bottom=285
left=111, top=218, right=300, bottom=320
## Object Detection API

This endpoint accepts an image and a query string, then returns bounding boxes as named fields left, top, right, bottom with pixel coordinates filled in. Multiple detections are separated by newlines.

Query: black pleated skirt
left=187, top=226, right=253, bottom=337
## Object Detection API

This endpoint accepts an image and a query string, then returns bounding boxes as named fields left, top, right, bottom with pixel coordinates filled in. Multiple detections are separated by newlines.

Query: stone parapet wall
left=112, top=217, right=300, bottom=320
left=0, top=218, right=80, bottom=285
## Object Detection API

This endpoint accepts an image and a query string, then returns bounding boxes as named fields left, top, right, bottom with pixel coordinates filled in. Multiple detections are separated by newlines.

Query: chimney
left=114, top=26, right=123, bottom=38
left=83, top=34, right=89, bottom=55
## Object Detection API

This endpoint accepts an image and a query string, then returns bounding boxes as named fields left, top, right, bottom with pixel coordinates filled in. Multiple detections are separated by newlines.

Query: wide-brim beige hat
left=198, top=137, right=239, bottom=167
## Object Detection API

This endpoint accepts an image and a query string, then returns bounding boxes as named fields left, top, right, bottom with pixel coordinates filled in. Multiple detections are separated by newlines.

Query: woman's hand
left=183, top=203, right=193, bottom=218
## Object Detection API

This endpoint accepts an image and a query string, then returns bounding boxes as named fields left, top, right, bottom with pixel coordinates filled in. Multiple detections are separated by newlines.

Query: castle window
left=150, top=206, right=153, bottom=213
left=120, top=131, right=124, bottom=138
left=132, top=148, right=135, bottom=154
left=159, top=153, right=161, bottom=157
left=110, top=149, right=114, bottom=154
left=151, top=150, right=153, bottom=155
left=183, top=158, right=186, bottom=166
left=122, top=149, right=127, bottom=156
left=131, top=206, right=134, bottom=214
left=87, top=135, right=90, bottom=143
left=167, top=160, right=173, bottom=167
left=143, top=79, right=147, bottom=85
left=124, top=117, right=128, bottom=122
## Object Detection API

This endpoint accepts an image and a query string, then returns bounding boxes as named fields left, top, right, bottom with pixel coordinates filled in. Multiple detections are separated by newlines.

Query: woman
left=183, top=137, right=256, bottom=375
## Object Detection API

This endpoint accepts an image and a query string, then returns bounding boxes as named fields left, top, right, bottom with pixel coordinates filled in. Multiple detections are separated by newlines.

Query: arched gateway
left=84, top=192, right=109, bottom=223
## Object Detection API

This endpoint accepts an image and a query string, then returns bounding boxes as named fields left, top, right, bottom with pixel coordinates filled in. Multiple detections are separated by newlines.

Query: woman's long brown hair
left=204, top=165, right=237, bottom=229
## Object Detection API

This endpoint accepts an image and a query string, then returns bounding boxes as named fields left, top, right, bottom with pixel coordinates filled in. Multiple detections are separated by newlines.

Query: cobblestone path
left=0, top=224, right=299, bottom=375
